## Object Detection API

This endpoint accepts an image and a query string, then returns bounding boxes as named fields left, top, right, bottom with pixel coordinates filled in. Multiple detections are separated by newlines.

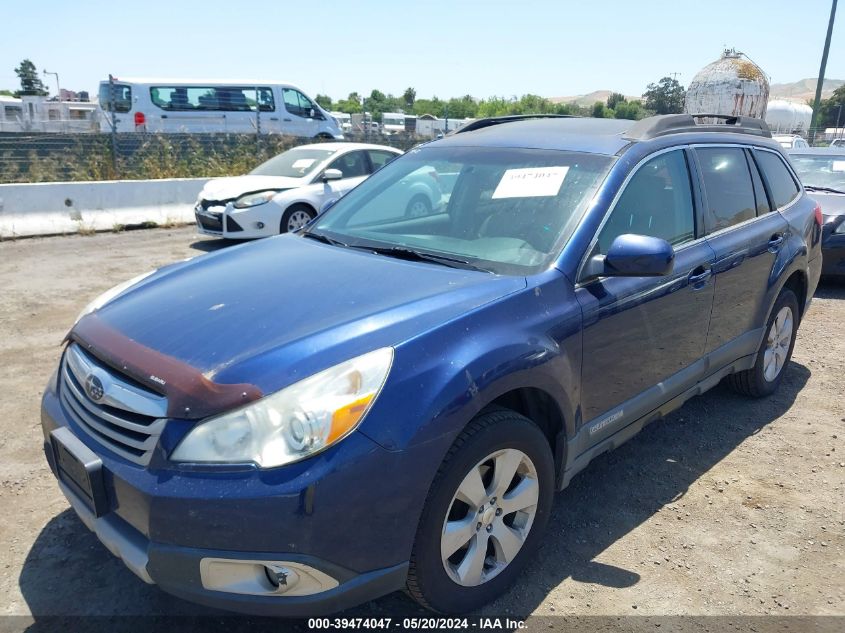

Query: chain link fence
left=0, top=132, right=418, bottom=184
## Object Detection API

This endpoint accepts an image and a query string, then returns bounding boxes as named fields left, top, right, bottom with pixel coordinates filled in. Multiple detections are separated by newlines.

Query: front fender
left=357, top=272, right=582, bottom=455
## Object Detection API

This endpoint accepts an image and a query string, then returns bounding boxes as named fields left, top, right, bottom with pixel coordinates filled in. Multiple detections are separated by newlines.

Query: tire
left=405, top=194, right=432, bottom=218
left=406, top=408, right=554, bottom=613
left=727, top=288, right=800, bottom=397
left=280, top=204, right=316, bottom=234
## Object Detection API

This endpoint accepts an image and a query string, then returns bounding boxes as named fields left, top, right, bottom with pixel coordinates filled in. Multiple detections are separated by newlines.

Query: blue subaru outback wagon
left=41, top=114, right=822, bottom=615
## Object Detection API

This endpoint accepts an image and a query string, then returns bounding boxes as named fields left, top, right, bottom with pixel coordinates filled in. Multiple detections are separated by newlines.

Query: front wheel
left=405, top=194, right=432, bottom=218
left=280, top=204, right=316, bottom=234
left=406, top=409, right=554, bottom=613
left=727, top=288, right=800, bottom=397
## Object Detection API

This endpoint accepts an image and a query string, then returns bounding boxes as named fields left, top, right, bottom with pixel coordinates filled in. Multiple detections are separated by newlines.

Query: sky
left=1, top=0, right=842, bottom=101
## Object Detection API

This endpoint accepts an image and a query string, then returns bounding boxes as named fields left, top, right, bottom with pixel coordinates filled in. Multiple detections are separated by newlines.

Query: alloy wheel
left=763, top=306, right=793, bottom=382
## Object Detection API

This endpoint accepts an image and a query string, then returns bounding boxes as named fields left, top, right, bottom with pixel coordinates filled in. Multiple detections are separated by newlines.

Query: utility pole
left=42, top=69, right=61, bottom=99
left=812, top=0, right=838, bottom=128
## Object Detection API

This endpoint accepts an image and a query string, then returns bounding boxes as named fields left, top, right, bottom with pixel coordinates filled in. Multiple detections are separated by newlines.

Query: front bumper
left=194, top=201, right=280, bottom=240
left=40, top=385, right=419, bottom=615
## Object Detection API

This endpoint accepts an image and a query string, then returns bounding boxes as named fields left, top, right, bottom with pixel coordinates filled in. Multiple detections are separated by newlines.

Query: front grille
left=59, top=343, right=168, bottom=466
left=200, top=198, right=230, bottom=210
left=196, top=211, right=223, bottom=232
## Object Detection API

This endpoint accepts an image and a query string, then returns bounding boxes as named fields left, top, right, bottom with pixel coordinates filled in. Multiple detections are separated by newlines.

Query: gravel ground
left=0, top=227, right=842, bottom=625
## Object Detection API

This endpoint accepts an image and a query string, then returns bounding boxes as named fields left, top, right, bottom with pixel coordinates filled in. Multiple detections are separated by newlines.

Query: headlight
left=171, top=347, right=393, bottom=468
left=74, top=270, right=156, bottom=324
left=233, top=190, right=277, bottom=209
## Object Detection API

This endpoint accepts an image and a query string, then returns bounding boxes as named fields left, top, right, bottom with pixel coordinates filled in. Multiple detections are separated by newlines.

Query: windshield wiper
left=353, top=244, right=493, bottom=273
left=804, top=185, right=845, bottom=194
left=301, top=231, right=349, bottom=247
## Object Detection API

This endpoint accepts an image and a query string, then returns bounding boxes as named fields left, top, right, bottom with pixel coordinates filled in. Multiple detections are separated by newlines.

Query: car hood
left=199, top=175, right=307, bottom=201
left=71, top=236, right=526, bottom=417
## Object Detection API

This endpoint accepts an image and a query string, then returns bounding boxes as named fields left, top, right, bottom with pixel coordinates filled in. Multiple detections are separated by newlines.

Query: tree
left=816, top=84, right=845, bottom=128
left=614, top=99, right=647, bottom=120
left=14, top=59, right=48, bottom=97
left=592, top=101, right=611, bottom=118
left=335, top=92, right=362, bottom=113
left=403, top=87, right=416, bottom=110
left=642, top=77, right=685, bottom=115
left=314, top=94, right=333, bottom=110
left=0, top=89, right=14, bottom=97
left=607, top=92, right=626, bottom=110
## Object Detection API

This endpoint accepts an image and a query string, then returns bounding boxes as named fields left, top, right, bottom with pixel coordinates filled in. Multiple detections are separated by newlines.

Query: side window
left=327, top=151, right=369, bottom=179
left=368, top=150, right=398, bottom=172
left=746, top=150, right=771, bottom=215
left=595, top=149, right=695, bottom=254
left=754, top=150, right=801, bottom=209
left=283, top=89, right=315, bottom=118
left=696, top=147, right=756, bottom=232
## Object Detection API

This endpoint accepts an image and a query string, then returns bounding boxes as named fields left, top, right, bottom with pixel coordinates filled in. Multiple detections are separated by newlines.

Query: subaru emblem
left=85, top=374, right=105, bottom=402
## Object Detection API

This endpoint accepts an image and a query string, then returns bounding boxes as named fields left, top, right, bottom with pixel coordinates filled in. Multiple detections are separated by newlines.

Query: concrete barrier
left=0, top=177, right=210, bottom=239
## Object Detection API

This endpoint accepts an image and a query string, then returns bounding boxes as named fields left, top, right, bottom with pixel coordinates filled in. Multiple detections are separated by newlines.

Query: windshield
left=250, top=147, right=335, bottom=178
left=790, top=154, right=845, bottom=191
left=311, top=145, right=614, bottom=275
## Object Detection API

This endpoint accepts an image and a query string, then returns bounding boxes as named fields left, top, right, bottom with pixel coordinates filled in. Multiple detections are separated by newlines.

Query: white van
left=97, top=78, right=344, bottom=138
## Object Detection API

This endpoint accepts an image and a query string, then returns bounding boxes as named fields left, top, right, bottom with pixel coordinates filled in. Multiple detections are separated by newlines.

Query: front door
left=576, top=148, right=715, bottom=442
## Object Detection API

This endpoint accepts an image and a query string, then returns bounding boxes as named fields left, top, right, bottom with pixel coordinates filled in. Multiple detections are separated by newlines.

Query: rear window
left=696, top=147, right=757, bottom=232
left=755, top=150, right=800, bottom=209
left=150, top=86, right=275, bottom=112
left=98, top=83, right=132, bottom=113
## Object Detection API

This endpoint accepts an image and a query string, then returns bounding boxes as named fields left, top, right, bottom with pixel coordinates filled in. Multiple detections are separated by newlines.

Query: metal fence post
left=108, top=74, right=118, bottom=178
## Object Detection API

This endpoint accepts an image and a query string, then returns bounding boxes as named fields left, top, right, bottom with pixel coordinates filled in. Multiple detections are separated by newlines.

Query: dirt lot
left=0, top=227, right=842, bottom=624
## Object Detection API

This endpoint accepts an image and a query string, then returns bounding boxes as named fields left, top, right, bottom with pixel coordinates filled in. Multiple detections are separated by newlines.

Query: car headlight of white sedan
left=233, top=190, right=278, bottom=209
left=171, top=347, right=393, bottom=468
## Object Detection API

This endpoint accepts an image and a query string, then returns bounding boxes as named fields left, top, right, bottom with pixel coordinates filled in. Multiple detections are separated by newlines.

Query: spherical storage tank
left=765, top=100, right=813, bottom=133
left=684, top=49, right=770, bottom=119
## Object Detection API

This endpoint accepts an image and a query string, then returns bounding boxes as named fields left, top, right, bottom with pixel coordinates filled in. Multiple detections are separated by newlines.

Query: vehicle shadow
left=189, top=238, right=239, bottom=253
left=815, top=276, right=845, bottom=298
left=18, top=362, right=811, bottom=629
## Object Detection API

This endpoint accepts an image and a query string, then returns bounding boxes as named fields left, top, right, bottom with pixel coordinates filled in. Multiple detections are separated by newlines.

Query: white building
left=0, top=95, right=100, bottom=133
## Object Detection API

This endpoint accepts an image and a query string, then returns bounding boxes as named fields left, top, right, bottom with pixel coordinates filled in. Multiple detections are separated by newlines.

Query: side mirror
left=583, top=234, right=675, bottom=279
left=322, top=168, right=343, bottom=182
left=309, top=108, right=316, bottom=118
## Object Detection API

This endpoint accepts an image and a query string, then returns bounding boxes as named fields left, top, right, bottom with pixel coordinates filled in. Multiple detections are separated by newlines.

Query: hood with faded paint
left=73, top=235, right=526, bottom=409
left=809, top=191, right=845, bottom=217
left=199, top=175, right=306, bottom=202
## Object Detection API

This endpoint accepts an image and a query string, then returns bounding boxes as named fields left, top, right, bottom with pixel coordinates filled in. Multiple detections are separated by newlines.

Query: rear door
left=694, top=145, right=790, bottom=362
left=576, top=148, right=715, bottom=439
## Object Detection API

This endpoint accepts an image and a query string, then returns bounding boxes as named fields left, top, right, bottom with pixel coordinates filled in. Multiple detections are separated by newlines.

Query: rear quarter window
left=755, top=150, right=801, bottom=209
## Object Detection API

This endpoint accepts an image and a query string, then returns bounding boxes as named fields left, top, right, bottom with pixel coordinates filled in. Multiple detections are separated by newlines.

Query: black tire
left=406, top=408, right=554, bottom=613
left=727, top=288, right=800, bottom=397
left=405, top=194, right=432, bottom=218
left=279, top=204, right=316, bottom=234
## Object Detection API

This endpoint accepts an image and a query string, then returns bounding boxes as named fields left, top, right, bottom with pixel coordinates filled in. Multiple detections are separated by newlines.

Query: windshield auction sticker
left=292, top=158, right=317, bottom=170
left=492, top=166, right=570, bottom=199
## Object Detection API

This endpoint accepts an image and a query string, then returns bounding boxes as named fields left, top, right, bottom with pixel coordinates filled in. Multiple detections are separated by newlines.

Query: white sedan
left=194, top=143, right=403, bottom=239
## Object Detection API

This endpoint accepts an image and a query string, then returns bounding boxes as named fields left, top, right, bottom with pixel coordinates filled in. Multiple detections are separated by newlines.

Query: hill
left=767, top=78, right=843, bottom=103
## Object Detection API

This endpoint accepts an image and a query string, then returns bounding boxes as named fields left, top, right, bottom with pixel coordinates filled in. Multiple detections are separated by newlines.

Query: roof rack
left=624, top=114, right=772, bottom=140
left=453, top=114, right=577, bottom=135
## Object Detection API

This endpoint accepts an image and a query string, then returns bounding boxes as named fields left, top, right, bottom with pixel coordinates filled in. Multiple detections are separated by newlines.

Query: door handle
left=768, top=234, right=785, bottom=251
left=688, top=265, right=712, bottom=287
left=269, top=117, right=279, bottom=121
left=161, top=115, right=168, bottom=118
left=283, top=118, right=292, bottom=122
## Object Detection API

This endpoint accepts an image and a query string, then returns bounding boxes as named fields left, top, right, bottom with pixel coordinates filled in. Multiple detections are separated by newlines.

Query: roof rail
left=453, top=114, right=577, bottom=135
left=624, top=114, right=772, bottom=140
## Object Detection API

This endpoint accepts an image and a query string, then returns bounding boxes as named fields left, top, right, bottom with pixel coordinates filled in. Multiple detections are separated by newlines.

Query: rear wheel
left=280, top=204, right=315, bottom=234
left=727, top=288, right=799, bottom=397
left=406, top=409, right=554, bottom=613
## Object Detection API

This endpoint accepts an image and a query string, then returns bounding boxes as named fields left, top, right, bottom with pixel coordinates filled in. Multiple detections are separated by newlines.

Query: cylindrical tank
left=764, top=100, right=813, bottom=133
left=684, top=49, right=770, bottom=119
